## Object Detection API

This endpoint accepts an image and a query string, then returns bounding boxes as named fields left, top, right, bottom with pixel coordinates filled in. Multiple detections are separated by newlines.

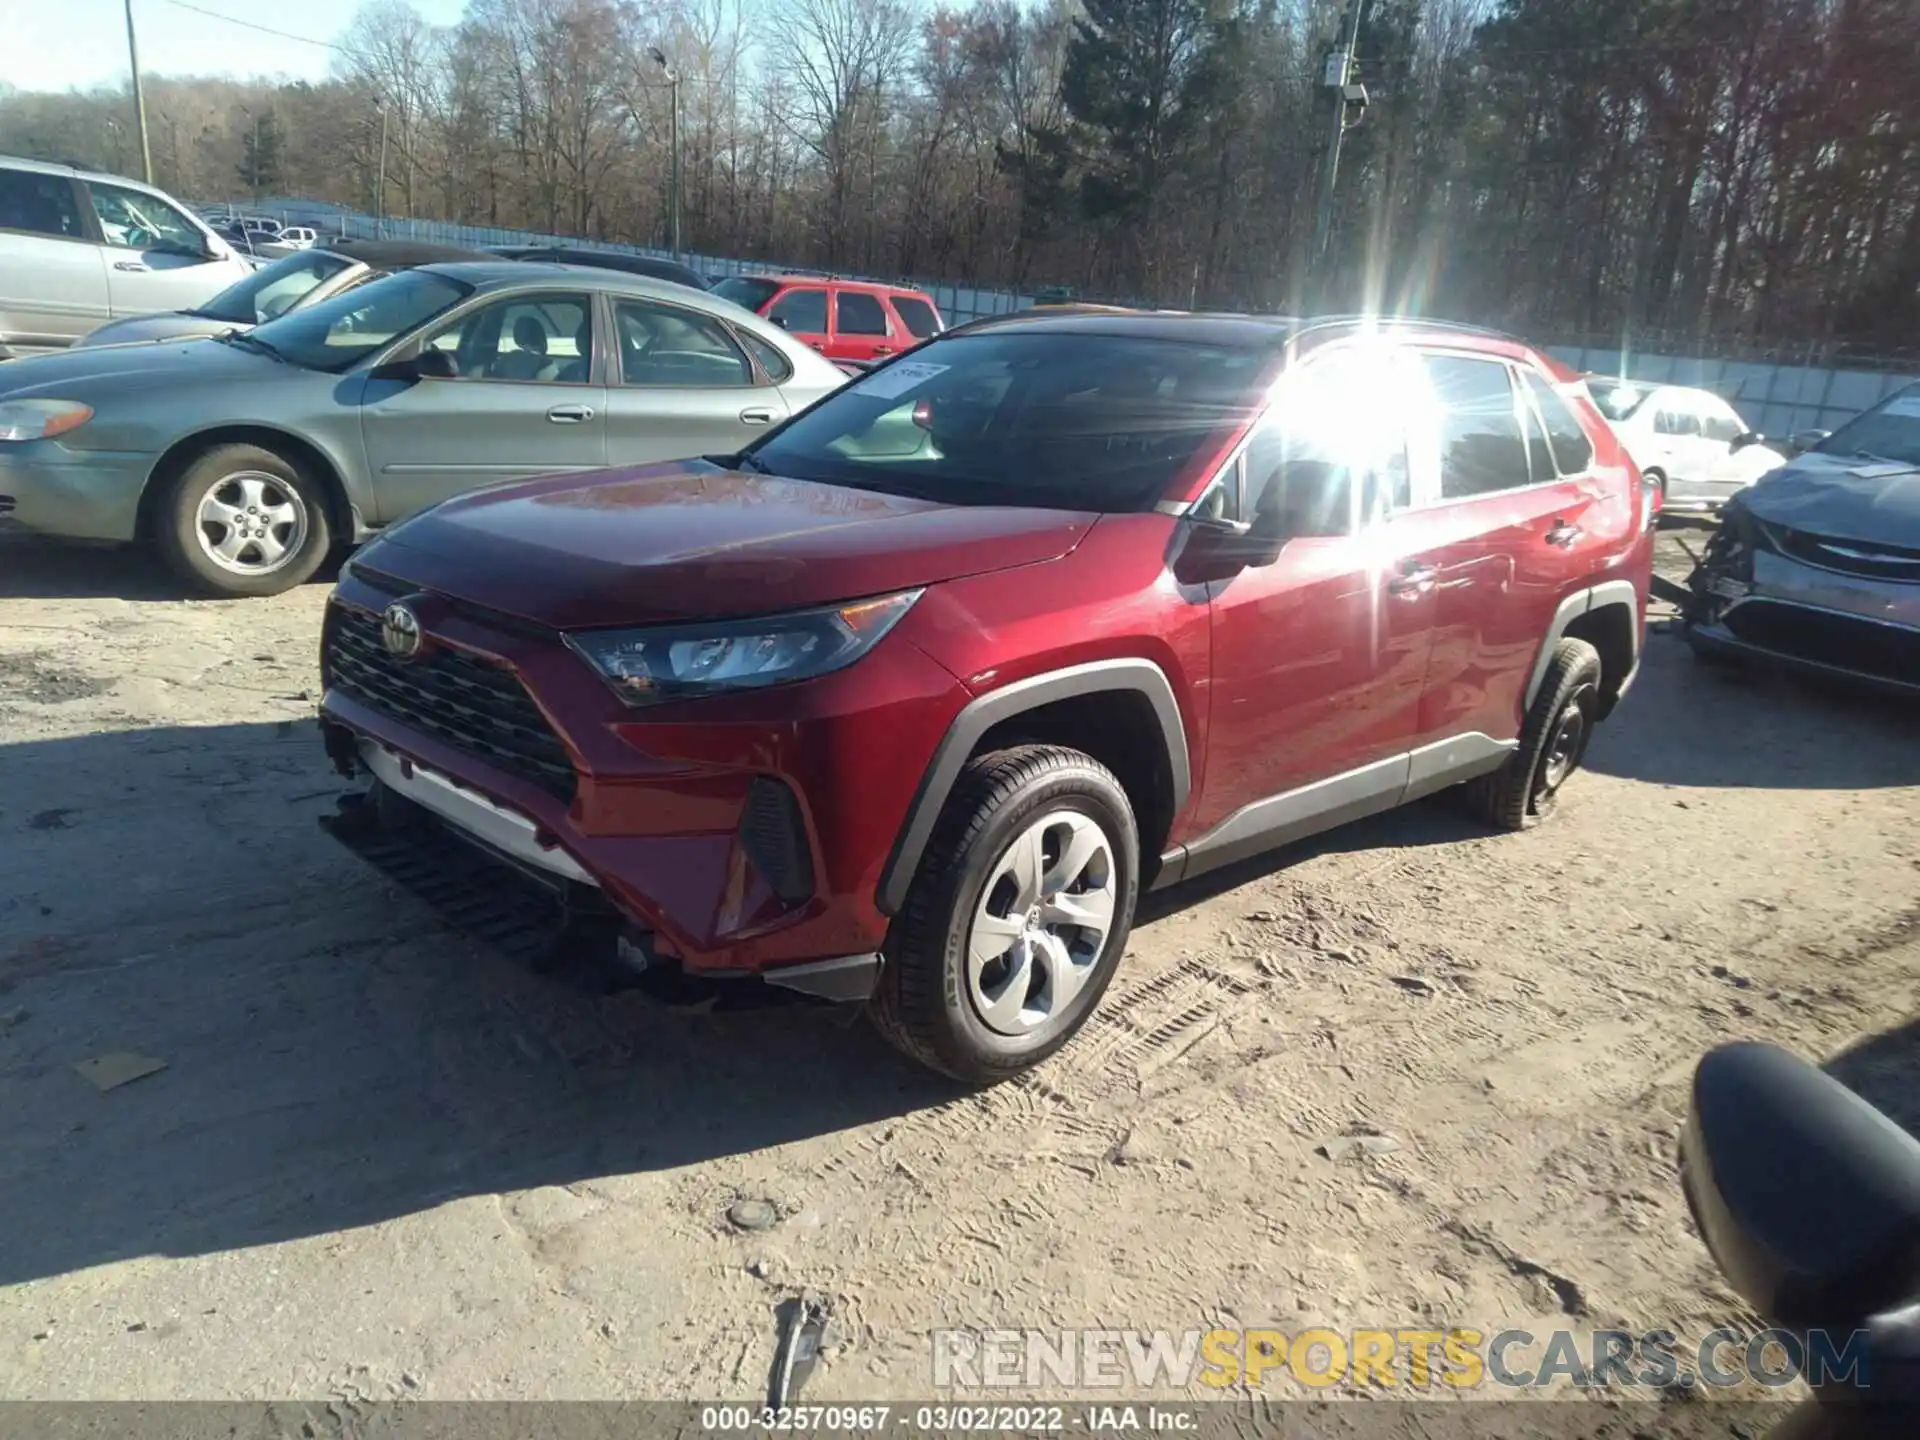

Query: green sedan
left=0, top=262, right=848, bottom=596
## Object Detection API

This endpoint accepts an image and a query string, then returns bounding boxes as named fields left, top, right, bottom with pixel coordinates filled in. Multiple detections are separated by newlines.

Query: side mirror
left=1731, top=431, right=1762, bottom=452
left=376, top=350, right=456, bottom=382
left=1790, top=429, right=1832, bottom=455
left=771, top=315, right=791, bottom=330
left=1680, top=1042, right=1920, bottom=1332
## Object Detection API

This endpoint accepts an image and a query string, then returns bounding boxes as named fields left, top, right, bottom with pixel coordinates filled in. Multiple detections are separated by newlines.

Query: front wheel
left=154, top=442, right=332, bottom=598
left=870, top=745, right=1140, bottom=1084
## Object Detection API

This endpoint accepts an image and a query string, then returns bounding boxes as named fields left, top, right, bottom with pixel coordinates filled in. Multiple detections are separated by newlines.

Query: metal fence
left=225, top=197, right=1920, bottom=434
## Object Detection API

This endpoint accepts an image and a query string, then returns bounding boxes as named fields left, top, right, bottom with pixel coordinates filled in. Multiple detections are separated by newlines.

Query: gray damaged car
left=1678, top=380, right=1920, bottom=696
left=0, top=262, right=849, bottom=596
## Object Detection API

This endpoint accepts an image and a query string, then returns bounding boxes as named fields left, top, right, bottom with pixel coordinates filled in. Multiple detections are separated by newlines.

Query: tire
left=1464, top=638, right=1603, bottom=831
left=869, top=745, right=1140, bottom=1085
left=1644, top=468, right=1667, bottom=502
left=153, top=442, right=332, bottom=597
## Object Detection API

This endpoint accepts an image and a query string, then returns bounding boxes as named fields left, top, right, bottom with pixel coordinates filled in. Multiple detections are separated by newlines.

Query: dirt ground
left=1, top=526, right=1916, bottom=1405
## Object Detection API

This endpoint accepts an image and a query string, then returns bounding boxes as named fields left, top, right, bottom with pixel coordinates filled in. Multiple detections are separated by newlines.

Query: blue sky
left=2, top=0, right=468, bottom=92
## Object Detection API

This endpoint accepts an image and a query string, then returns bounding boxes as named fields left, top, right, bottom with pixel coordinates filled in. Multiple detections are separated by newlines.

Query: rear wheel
left=870, top=745, right=1139, bottom=1085
left=154, top=442, right=332, bottom=598
left=1465, top=638, right=1602, bottom=831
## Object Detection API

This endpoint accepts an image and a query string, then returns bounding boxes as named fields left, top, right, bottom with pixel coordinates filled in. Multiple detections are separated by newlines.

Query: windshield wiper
left=221, top=330, right=288, bottom=364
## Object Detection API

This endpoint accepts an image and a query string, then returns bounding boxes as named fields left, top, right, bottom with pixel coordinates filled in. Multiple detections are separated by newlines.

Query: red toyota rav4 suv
left=317, top=311, right=1654, bottom=1083
left=712, top=274, right=945, bottom=367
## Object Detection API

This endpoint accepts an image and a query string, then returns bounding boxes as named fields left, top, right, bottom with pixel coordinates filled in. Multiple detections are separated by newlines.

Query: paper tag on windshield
left=855, top=361, right=949, bottom=400
left=1881, top=390, right=1920, bottom=419
left=1849, top=463, right=1919, bottom=479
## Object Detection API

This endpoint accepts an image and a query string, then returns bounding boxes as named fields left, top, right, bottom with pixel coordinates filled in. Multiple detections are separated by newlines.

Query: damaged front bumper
left=1678, top=509, right=1920, bottom=696
left=318, top=721, right=883, bottom=1005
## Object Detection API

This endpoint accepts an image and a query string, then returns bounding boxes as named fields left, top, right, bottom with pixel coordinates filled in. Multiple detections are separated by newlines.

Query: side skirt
left=1153, top=733, right=1517, bottom=890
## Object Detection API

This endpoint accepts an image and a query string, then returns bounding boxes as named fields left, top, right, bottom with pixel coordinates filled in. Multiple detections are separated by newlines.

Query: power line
left=160, top=0, right=348, bottom=54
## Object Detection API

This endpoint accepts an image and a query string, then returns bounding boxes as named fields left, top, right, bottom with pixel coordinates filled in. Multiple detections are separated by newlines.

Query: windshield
left=1582, top=378, right=1651, bottom=423
left=713, top=277, right=781, bottom=312
left=745, top=332, right=1272, bottom=510
left=1813, top=384, right=1920, bottom=467
left=192, top=249, right=354, bottom=325
left=243, top=269, right=471, bottom=372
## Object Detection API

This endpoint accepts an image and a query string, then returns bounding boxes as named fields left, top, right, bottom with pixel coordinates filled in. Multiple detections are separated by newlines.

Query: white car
left=258, top=226, right=318, bottom=258
left=0, top=155, right=253, bottom=358
left=1581, top=376, right=1786, bottom=513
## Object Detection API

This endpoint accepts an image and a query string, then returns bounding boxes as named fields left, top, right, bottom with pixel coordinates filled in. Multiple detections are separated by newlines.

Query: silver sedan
left=0, top=262, right=848, bottom=595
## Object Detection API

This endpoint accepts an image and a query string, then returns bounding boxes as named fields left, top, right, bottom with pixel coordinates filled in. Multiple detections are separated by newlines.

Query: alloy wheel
left=195, top=471, right=310, bottom=577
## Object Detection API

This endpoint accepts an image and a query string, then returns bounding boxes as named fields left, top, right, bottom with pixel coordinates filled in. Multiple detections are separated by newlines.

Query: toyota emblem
left=380, top=602, right=423, bottom=660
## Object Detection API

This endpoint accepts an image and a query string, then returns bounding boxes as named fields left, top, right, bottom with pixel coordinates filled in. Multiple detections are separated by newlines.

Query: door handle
left=546, top=404, right=594, bottom=423
left=1388, top=563, right=1437, bottom=596
left=739, top=407, right=775, bottom=425
left=113, top=260, right=149, bottom=272
left=873, top=346, right=894, bottom=357
left=1544, top=519, right=1583, bottom=547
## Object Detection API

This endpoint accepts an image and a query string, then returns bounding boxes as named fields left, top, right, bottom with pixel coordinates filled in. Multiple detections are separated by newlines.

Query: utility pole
left=1312, top=0, right=1369, bottom=267
left=649, top=47, right=681, bottom=259
left=375, top=98, right=390, bottom=235
left=123, top=0, right=154, bottom=182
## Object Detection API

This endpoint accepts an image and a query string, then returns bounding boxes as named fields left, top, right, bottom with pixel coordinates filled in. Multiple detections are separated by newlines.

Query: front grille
left=324, top=603, right=577, bottom=802
left=1772, top=527, right=1920, bottom=584
left=1726, top=599, right=1920, bottom=684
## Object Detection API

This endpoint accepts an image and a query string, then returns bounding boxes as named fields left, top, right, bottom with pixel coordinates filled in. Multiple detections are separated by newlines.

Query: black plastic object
left=1681, top=1042, right=1920, bottom=1330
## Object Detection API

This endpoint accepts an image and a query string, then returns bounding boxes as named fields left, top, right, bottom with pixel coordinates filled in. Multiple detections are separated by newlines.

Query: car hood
left=0, top=335, right=279, bottom=398
left=73, top=313, right=247, bottom=349
left=356, top=460, right=1096, bottom=629
left=1736, top=450, right=1920, bottom=548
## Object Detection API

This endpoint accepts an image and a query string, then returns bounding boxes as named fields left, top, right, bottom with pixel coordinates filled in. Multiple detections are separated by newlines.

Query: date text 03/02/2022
left=697, top=1404, right=1199, bottom=1433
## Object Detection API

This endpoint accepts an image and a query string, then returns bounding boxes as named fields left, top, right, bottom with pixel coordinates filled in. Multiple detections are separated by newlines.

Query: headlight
left=0, top=400, right=94, bottom=443
left=566, top=590, right=922, bottom=707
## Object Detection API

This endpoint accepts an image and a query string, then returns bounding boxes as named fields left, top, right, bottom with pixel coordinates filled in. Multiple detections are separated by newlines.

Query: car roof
left=758, top=273, right=934, bottom=298
left=423, top=261, right=731, bottom=303
left=325, top=238, right=498, bottom=268
left=493, top=247, right=708, bottom=284
left=949, top=308, right=1531, bottom=355
left=1581, top=375, right=1732, bottom=403
left=0, top=152, right=156, bottom=189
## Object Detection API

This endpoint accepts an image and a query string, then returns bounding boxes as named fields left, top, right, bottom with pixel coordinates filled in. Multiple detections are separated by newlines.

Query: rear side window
left=769, top=287, right=827, bottom=334
left=741, top=330, right=793, bottom=384
left=1699, top=403, right=1744, bottom=444
left=0, top=168, right=85, bottom=239
left=1424, top=354, right=1531, bottom=499
left=836, top=291, right=890, bottom=336
left=1520, top=370, right=1595, bottom=473
left=1654, top=403, right=1701, bottom=437
left=614, top=298, right=752, bottom=387
left=890, top=295, right=941, bottom=339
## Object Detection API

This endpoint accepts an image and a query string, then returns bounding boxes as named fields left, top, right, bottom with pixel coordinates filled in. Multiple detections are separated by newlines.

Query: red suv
left=711, top=274, right=944, bottom=367
left=316, top=311, right=1653, bottom=1083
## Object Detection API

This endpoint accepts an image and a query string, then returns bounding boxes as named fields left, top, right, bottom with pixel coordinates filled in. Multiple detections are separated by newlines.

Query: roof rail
left=1298, top=314, right=1525, bottom=345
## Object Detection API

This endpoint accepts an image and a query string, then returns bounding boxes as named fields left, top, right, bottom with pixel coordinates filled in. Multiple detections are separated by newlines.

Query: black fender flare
left=875, top=658, right=1192, bottom=915
left=1523, top=579, right=1642, bottom=712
